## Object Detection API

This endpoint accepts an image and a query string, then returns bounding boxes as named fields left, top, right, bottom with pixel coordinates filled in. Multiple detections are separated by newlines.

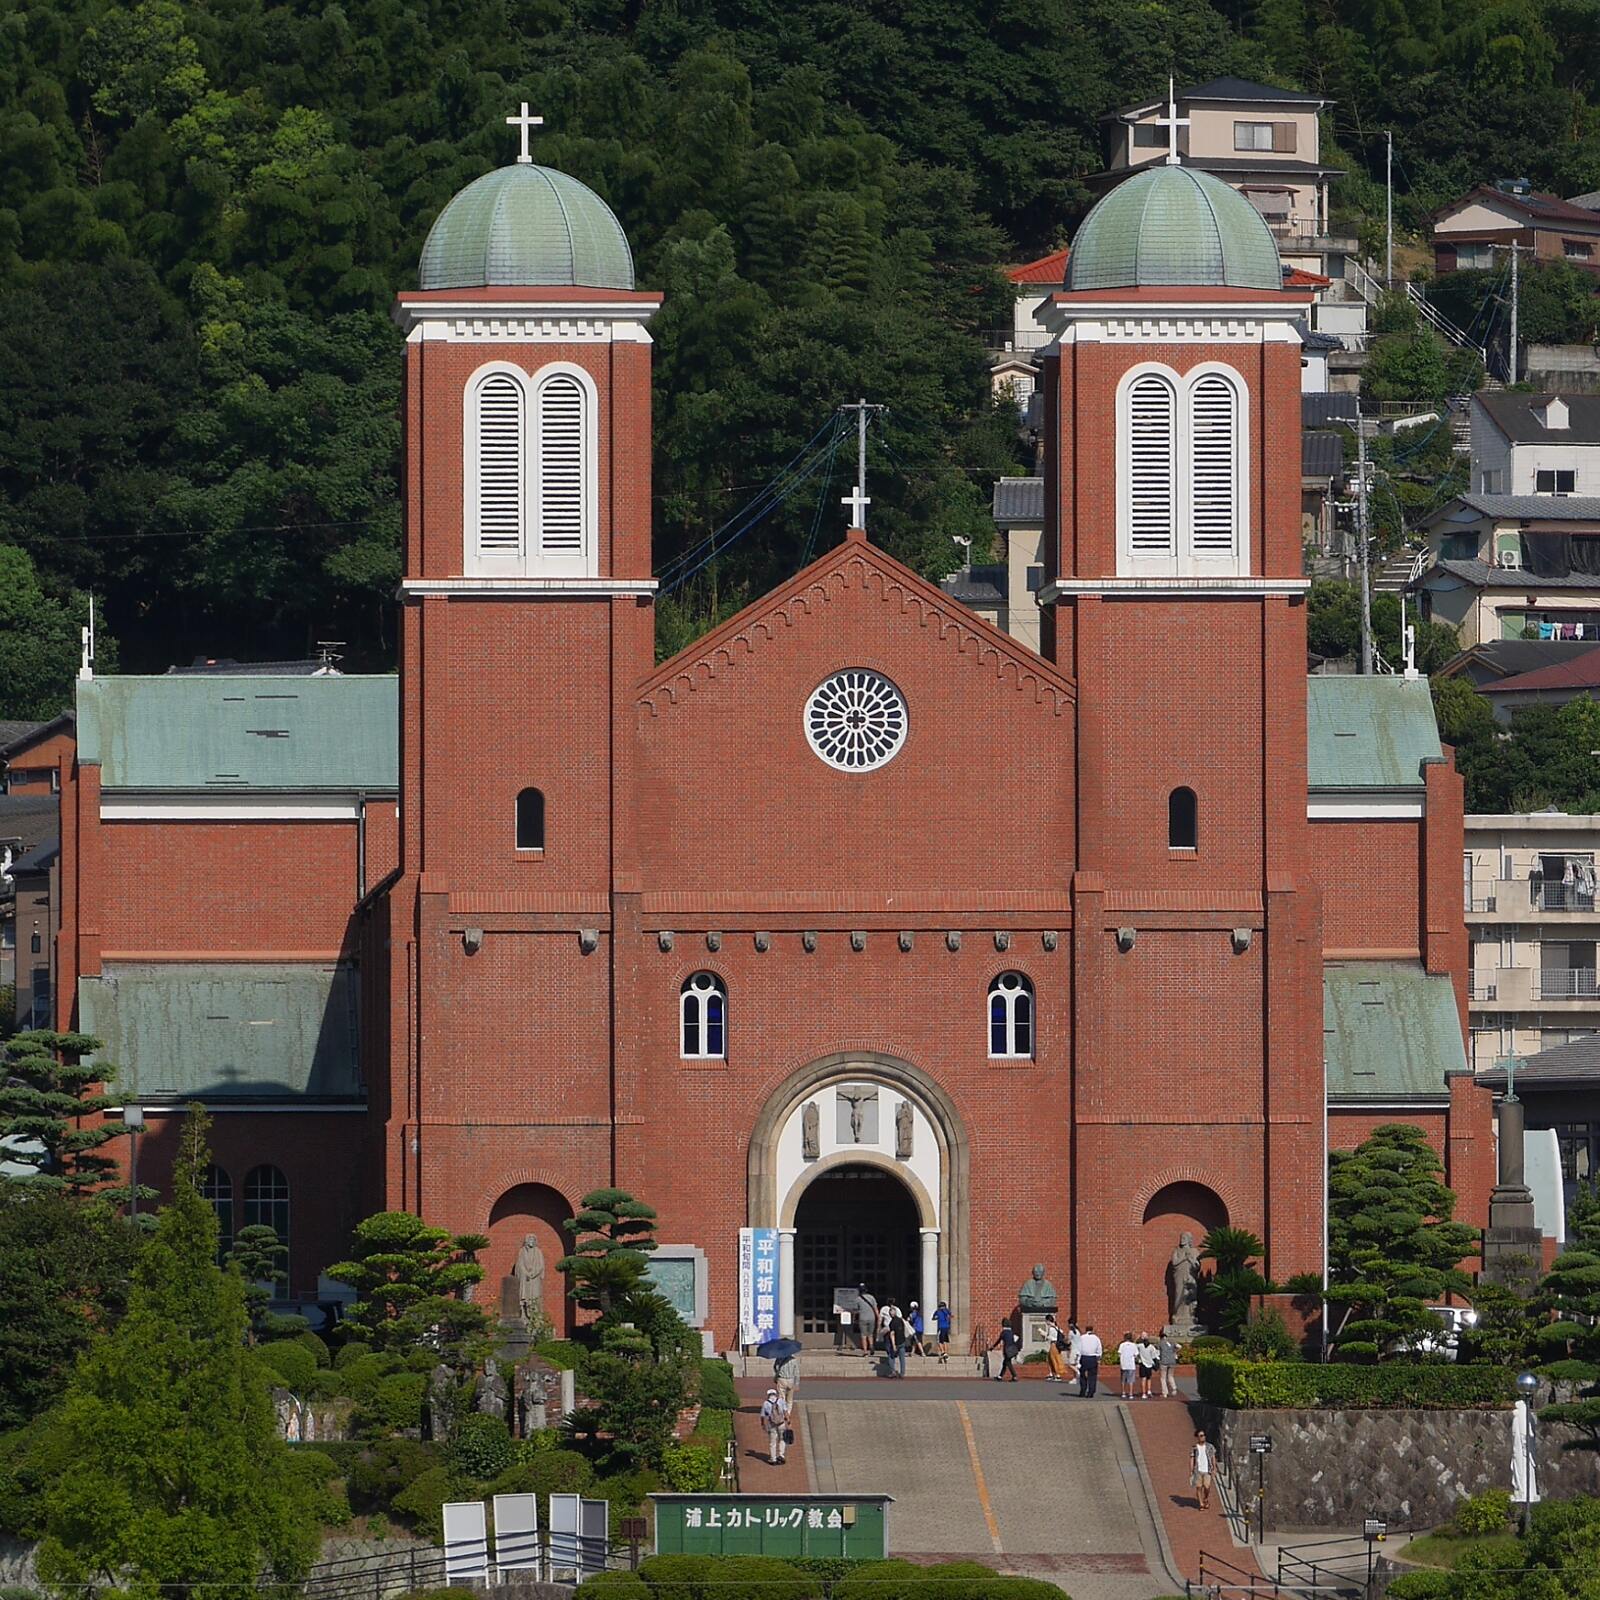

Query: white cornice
left=399, top=576, right=658, bottom=598
left=1307, top=792, right=1426, bottom=819
left=1036, top=300, right=1306, bottom=345
left=396, top=301, right=658, bottom=344
left=1040, top=576, right=1310, bottom=599
left=101, top=794, right=370, bottom=821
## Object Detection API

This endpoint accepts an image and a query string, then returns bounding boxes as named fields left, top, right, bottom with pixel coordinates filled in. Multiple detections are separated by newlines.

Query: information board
left=651, top=1495, right=891, bottom=1561
left=492, top=1492, right=539, bottom=1575
left=441, top=1500, right=490, bottom=1584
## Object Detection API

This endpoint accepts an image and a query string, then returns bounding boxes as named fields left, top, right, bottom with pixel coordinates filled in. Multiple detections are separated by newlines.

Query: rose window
left=804, top=670, right=908, bottom=771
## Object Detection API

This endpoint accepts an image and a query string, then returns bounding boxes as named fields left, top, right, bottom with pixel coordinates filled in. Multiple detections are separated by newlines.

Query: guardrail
left=1277, top=1531, right=1396, bottom=1598
left=1536, top=967, right=1600, bottom=998
left=1533, top=883, right=1598, bottom=912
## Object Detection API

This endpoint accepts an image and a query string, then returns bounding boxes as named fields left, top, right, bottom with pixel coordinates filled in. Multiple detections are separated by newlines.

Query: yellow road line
left=955, top=1400, right=1004, bottom=1554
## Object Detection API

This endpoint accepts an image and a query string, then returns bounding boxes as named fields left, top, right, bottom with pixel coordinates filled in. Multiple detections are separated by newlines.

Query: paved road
left=801, top=1389, right=1185, bottom=1599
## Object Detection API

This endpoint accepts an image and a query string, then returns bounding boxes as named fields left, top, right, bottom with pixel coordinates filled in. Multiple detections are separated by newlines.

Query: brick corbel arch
left=747, top=1052, right=970, bottom=1345
left=1128, top=1166, right=1240, bottom=1230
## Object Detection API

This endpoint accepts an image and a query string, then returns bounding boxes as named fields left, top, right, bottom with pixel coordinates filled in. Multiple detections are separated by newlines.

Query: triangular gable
left=638, top=533, right=1075, bottom=719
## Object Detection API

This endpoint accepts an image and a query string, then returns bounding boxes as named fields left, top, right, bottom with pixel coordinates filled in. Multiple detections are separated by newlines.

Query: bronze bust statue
left=1018, top=1262, right=1058, bottom=1312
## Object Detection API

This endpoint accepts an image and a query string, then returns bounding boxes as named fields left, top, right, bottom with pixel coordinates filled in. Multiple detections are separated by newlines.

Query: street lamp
left=1516, top=1370, right=1539, bottom=1533
left=120, top=1105, right=144, bottom=1219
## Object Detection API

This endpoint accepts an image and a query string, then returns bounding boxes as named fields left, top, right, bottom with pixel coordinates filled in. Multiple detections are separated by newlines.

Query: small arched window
left=202, top=1163, right=234, bottom=1261
left=516, top=787, right=545, bottom=851
left=681, top=972, right=727, bottom=1060
left=1188, top=373, right=1240, bottom=560
left=243, top=1164, right=290, bottom=1285
left=1124, top=372, right=1177, bottom=566
left=471, top=370, right=526, bottom=562
left=988, top=972, right=1034, bottom=1059
left=1169, top=787, right=1198, bottom=851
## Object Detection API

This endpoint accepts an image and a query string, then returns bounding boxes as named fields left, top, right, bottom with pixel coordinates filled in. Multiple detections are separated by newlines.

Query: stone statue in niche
left=836, top=1085, right=878, bottom=1144
left=895, top=1098, right=913, bottom=1159
left=514, top=1235, right=545, bottom=1327
left=1168, top=1231, right=1203, bottom=1339
left=802, top=1100, right=820, bottom=1160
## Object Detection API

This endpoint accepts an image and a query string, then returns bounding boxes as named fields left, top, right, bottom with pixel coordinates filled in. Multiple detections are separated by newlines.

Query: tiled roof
left=1475, top=392, right=1600, bottom=445
left=1113, top=76, right=1327, bottom=116
left=1444, top=185, right=1600, bottom=229
left=1306, top=675, right=1443, bottom=790
left=77, top=675, right=398, bottom=792
left=1303, top=393, right=1359, bottom=427
left=1325, top=961, right=1467, bottom=1102
left=1427, top=558, right=1600, bottom=591
left=167, top=657, right=339, bottom=676
left=1428, top=493, right=1600, bottom=524
left=1480, top=642, right=1600, bottom=694
left=12, top=832, right=58, bottom=875
left=0, top=792, right=59, bottom=851
left=1478, top=1034, right=1600, bottom=1088
left=0, top=720, right=42, bottom=751
left=992, top=476, right=1045, bottom=523
left=1438, top=640, right=1600, bottom=682
left=940, top=566, right=1007, bottom=605
left=79, top=963, right=364, bottom=1103
left=1302, top=430, right=1344, bottom=478
left=1284, top=266, right=1332, bottom=288
left=1007, top=247, right=1071, bottom=285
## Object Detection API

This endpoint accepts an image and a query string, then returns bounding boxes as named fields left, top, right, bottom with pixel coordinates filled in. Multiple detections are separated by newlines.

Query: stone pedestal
left=1021, top=1313, right=1056, bottom=1354
left=1483, top=1096, right=1543, bottom=1290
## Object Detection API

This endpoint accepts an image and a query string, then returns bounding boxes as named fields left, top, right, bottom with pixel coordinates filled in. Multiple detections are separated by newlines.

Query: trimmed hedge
left=698, top=1359, right=738, bottom=1411
left=1196, top=1354, right=1516, bottom=1409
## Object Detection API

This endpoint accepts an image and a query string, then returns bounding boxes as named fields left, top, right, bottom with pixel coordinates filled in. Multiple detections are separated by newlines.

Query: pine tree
left=35, top=1106, right=316, bottom=1600
left=558, top=1188, right=659, bottom=1316
left=0, top=1029, right=131, bottom=1193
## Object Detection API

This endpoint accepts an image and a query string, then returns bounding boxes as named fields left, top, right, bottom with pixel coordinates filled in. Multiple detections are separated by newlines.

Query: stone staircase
left=724, top=1349, right=997, bottom=1380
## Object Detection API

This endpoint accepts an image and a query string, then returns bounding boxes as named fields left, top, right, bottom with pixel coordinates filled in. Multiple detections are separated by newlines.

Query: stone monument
left=1166, top=1231, right=1203, bottom=1340
left=1483, top=1061, right=1543, bottom=1291
left=477, top=1356, right=509, bottom=1420
left=514, top=1234, right=545, bottom=1326
left=1018, top=1263, right=1059, bottom=1355
left=425, top=1362, right=456, bottom=1441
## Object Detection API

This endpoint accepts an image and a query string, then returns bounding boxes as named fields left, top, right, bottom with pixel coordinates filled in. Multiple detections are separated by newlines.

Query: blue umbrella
left=757, top=1337, right=803, bottom=1360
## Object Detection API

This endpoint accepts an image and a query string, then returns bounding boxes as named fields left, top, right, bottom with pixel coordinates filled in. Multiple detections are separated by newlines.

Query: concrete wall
left=1206, top=1404, right=1600, bottom=1532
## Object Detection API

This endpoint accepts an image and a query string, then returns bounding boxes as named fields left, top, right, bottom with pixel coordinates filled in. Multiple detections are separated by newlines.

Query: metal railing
left=1405, top=282, right=1487, bottom=362
left=1536, top=967, right=1600, bottom=998
left=1465, top=895, right=1498, bottom=913
left=1188, top=1547, right=1352, bottom=1599
left=298, top=1533, right=640, bottom=1600
left=1533, top=883, right=1598, bottom=912
left=980, top=328, right=1051, bottom=353
left=1468, top=977, right=1498, bottom=1001
left=1277, top=1532, right=1390, bottom=1598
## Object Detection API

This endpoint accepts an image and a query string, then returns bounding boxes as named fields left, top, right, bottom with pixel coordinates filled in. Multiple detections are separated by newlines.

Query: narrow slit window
left=1169, top=787, right=1198, bottom=851
left=516, top=787, right=545, bottom=851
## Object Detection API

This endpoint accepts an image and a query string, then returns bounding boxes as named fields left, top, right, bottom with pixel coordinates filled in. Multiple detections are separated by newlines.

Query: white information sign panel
left=442, top=1500, right=490, bottom=1584
left=548, top=1491, right=582, bottom=1582
left=578, top=1495, right=610, bottom=1579
left=492, top=1492, right=540, bottom=1576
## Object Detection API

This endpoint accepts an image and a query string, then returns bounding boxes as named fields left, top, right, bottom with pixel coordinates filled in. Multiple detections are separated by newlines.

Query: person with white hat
left=760, top=1386, right=791, bottom=1464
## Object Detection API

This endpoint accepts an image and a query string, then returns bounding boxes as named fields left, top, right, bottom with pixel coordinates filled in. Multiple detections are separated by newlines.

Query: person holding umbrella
left=757, top=1337, right=803, bottom=1408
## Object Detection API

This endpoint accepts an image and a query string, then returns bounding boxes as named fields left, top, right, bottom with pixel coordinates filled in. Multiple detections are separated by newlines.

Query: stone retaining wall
left=1202, top=1405, right=1600, bottom=1532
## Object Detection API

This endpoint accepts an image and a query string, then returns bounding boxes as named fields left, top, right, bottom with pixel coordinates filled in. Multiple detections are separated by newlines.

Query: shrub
left=450, top=1414, right=514, bottom=1479
left=1196, top=1355, right=1515, bottom=1409
left=290, top=1439, right=367, bottom=1473
left=487, top=1447, right=595, bottom=1505
left=254, top=1339, right=319, bottom=1392
left=396, top=1589, right=481, bottom=1600
left=1386, top=1573, right=1454, bottom=1600
left=294, top=1330, right=332, bottom=1367
left=336, top=1350, right=406, bottom=1399
left=697, top=1556, right=817, bottom=1599
left=391, top=1465, right=466, bottom=1542
left=514, top=1428, right=566, bottom=1459
left=834, top=1558, right=938, bottom=1600
left=1237, top=1309, right=1302, bottom=1362
left=686, top=1407, right=733, bottom=1450
left=534, top=1340, right=583, bottom=1371
left=659, top=1443, right=720, bottom=1492
left=1179, top=1335, right=1233, bottom=1362
left=334, top=1340, right=374, bottom=1369
left=346, top=1439, right=442, bottom=1512
left=284, top=1449, right=352, bottom=1527
left=698, top=1359, right=737, bottom=1410
left=577, top=1575, right=648, bottom=1591
left=1455, top=1488, right=1512, bottom=1535
left=591, top=1466, right=659, bottom=1519
left=355, top=1371, right=428, bottom=1436
left=637, top=1553, right=720, bottom=1600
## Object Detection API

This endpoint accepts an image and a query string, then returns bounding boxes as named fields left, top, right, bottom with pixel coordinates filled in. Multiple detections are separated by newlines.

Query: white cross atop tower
left=841, top=484, right=871, bottom=530
left=1154, top=76, right=1189, bottom=165
left=506, top=102, right=543, bottom=165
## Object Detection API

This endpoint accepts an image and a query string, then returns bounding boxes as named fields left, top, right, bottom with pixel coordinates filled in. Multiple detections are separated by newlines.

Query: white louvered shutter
left=475, top=374, right=525, bottom=557
left=1189, top=374, right=1238, bottom=559
left=1127, top=375, right=1176, bottom=559
left=537, top=375, right=586, bottom=557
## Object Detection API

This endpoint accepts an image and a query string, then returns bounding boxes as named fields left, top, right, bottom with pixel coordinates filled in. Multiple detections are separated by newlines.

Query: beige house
left=1414, top=494, right=1600, bottom=645
left=940, top=477, right=1046, bottom=653
left=1434, top=184, right=1600, bottom=276
left=1090, top=76, right=1353, bottom=281
left=1466, top=813, right=1600, bottom=1070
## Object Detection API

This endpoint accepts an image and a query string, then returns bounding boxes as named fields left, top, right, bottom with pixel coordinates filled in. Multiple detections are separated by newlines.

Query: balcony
left=1465, top=879, right=1600, bottom=922
left=1466, top=895, right=1498, bottom=914
left=1534, top=883, right=1597, bottom=913
left=1269, top=221, right=1361, bottom=255
left=1467, top=976, right=1498, bottom=1001
left=981, top=329, right=1051, bottom=354
left=1536, top=968, right=1600, bottom=1000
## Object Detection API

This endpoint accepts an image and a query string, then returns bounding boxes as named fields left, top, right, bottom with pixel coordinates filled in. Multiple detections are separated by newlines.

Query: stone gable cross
left=1154, top=76, right=1189, bottom=166
left=841, top=483, right=871, bottom=529
left=506, top=102, right=544, bottom=165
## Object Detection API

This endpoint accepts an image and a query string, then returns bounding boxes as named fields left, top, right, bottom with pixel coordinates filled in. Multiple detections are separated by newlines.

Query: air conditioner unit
left=1500, top=547, right=1522, bottom=570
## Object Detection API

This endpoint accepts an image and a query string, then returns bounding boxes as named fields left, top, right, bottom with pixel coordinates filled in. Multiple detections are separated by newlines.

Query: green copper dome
left=418, top=164, right=635, bottom=291
left=1066, top=166, right=1282, bottom=293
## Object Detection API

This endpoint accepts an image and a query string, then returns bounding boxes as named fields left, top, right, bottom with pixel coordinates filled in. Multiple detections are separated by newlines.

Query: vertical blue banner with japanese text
left=739, top=1227, right=779, bottom=1346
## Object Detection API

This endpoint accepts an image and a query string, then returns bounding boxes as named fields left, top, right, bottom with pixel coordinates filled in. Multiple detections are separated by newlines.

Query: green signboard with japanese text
left=650, top=1495, right=891, bottom=1560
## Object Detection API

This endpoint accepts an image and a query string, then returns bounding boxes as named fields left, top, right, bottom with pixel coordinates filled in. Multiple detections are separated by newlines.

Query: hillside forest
left=8, top=0, right=1600, bottom=712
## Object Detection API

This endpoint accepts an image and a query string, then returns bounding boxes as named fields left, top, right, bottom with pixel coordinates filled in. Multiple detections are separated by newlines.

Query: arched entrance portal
left=793, top=1164, right=920, bottom=1342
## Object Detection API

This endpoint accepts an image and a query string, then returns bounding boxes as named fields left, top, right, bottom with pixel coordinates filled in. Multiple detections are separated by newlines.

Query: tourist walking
left=1117, top=1332, right=1139, bottom=1399
left=774, top=1349, right=799, bottom=1406
left=1158, top=1331, right=1180, bottom=1397
left=1042, top=1314, right=1067, bottom=1382
left=1137, top=1331, right=1159, bottom=1398
left=761, top=1387, right=791, bottom=1465
left=908, top=1301, right=927, bottom=1357
left=1191, top=1429, right=1215, bottom=1510
left=1077, top=1325, right=1102, bottom=1396
left=885, top=1303, right=908, bottom=1378
left=934, top=1300, right=952, bottom=1363
left=1066, top=1322, right=1082, bottom=1384
left=876, top=1297, right=894, bottom=1351
left=990, top=1321, right=1021, bottom=1382
left=855, top=1285, right=878, bottom=1356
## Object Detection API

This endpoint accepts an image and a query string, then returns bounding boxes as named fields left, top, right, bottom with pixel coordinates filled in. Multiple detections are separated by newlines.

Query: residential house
left=944, top=476, right=1046, bottom=652
left=1414, top=494, right=1600, bottom=645
left=1437, top=637, right=1600, bottom=687
left=1, top=719, right=68, bottom=1027
left=1433, top=183, right=1600, bottom=276
left=1479, top=643, right=1600, bottom=722
left=1471, top=392, right=1600, bottom=498
left=1302, top=427, right=1349, bottom=566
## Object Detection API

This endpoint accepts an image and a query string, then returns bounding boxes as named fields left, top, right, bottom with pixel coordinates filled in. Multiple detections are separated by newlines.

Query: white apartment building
left=1466, top=812, right=1600, bottom=1069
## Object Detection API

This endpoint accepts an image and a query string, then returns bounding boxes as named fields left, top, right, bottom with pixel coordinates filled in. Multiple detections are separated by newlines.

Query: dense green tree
left=1307, top=581, right=1459, bottom=671
left=0, top=1186, right=141, bottom=1429
left=1200, top=1226, right=1276, bottom=1340
left=571, top=1323, right=697, bottom=1472
left=35, top=1108, right=317, bottom=1600
left=1326, top=1123, right=1478, bottom=1361
left=559, top=1188, right=660, bottom=1317
left=0, top=1029, right=130, bottom=1193
left=0, top=547, right=105, bottom=719
left=326, top=1211, right=489, bottom=1367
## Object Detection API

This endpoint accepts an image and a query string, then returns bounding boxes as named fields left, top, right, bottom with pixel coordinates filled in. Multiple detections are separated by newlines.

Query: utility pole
left=1510, top=238, right=1520, bottom=384
left=838, top=398, right=885, bottom=531
left=1356, top=407, right=1373, bottom=676
left=1385, top=131, right=1394, bottom=287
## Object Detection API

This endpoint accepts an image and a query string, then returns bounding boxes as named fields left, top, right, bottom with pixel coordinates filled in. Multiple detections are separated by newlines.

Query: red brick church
left=44, top=130, right=1493, bottom=1346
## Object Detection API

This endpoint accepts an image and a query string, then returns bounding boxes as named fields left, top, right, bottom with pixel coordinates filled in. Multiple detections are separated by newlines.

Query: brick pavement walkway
left=732, top=1375, right=809, bottom=1490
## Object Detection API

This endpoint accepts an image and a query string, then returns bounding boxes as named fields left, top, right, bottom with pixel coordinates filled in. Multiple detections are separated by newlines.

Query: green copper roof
left=80, top=964, right=363, bottom=1103
left=418, top=164, right=635, bottom=291
left=77, top=676, right=398, bottom=791
left=1306, top=676, right=1443, bottom=791
left=1325, top=961, right=1468, bottom=1102
left=1066, top=166, right=1282, bottom=292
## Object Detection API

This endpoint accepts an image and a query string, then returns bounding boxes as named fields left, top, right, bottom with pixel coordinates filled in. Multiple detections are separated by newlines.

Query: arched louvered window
left=1123, top=372, right=1177, bottom=567
left=536, top=373, right=586, bottom=559
left=472, top=370, right=526, bottom=561
left=1188, top=373, right=1240, bottom=561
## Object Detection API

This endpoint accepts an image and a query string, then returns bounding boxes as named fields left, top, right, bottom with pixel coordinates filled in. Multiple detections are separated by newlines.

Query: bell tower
left=1036, top=163, right=1326, bottom=1313
left=380, top=114, right=662, bottom=1236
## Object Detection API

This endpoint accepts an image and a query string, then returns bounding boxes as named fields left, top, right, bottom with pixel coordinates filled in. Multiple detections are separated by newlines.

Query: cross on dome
left=841, top=484, right=871, bottom=528
left=506, top=102, right=544, bottom=165
left=1153, top=76, right=1189, bottom=166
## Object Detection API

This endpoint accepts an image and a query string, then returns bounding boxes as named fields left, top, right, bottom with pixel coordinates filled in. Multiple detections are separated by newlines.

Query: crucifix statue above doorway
left=836, top=1085, right=878, bottom=1144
